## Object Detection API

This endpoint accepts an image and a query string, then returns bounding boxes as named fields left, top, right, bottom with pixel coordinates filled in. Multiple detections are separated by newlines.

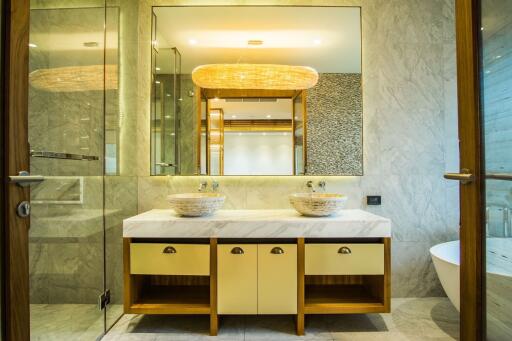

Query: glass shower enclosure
left=27, top=1, right=129, bottom=339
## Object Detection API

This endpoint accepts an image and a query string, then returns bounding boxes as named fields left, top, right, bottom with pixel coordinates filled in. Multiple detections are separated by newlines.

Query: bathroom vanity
left=123, top=209, right=391, bottom=336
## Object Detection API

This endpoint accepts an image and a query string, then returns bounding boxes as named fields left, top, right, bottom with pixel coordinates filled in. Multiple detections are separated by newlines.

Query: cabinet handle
left=230, top=247, right=244, bottom=254
left=270, top=247, right=285, bottom=254
left=338, top=246, right=352, bottom=254
left=163, top=246, right=177, bottom=254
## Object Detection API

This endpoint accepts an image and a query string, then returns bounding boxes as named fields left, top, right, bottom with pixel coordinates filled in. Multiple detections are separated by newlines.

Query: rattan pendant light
left=29, top=64, right=118, bottom=92
left=192, top=64, right=318, bottom=90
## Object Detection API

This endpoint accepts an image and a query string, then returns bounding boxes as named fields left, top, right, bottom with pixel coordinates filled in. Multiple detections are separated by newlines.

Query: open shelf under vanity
left=304, top=275, right=387, bottom=314
left=129, top=275, right=211, bottom=314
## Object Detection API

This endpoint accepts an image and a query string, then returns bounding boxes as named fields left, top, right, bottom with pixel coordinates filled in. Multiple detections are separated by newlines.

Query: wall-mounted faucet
left=306, top=180, right=326, bottom=193
left=198, top=181, right=208, bottom=192
left=198, top=180, right=220, bottom=193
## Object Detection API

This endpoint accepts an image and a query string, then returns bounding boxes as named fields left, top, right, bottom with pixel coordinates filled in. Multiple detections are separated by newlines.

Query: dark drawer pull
left=163, top=246, right=177, bottom=254
left=231, top=247, right=244, bottom=254
left=338, top=246, right=352, bottom=254
left=270, top=247, right=285, bottom=254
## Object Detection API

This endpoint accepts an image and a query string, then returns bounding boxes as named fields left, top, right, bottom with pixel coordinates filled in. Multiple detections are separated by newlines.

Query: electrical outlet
left=367, top=195, right=381, bottom=206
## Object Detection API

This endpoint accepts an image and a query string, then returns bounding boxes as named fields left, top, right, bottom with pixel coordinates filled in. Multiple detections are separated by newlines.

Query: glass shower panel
left=28, top=2, right=106, bottom=340
left=481, top=0, right=512, bottom=339
left=104, top=1, right=126, bottom=331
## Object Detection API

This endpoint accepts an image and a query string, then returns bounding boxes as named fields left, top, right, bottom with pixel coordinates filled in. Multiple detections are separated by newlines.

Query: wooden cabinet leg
left=210, top=238, right=218, bottom=336
left=210, top=314, right=218, bottom=336
left=297, top=238, right=305, bottom=336
left=296, top=314, right=305, bottom=336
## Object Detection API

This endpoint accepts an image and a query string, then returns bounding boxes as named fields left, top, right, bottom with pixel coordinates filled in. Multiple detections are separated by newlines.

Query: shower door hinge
left=98, top=289, right=111, bottom=311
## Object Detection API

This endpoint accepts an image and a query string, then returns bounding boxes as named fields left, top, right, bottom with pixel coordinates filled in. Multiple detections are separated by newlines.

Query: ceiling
left=153, top=6, right=361, bottom=74
left=209, top=98, right=292, bottom=120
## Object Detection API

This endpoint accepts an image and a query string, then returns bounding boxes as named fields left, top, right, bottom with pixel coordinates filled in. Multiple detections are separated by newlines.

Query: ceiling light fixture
left=313, top=39, right=322, bottom=45
left=189, top=39, right=198, bottom=45
left=29, top=64, right=118, bottom=92
left=266, top=115, right=271, bottom=118
left=29, top=43, right=37, bottom=48
left=192, top=64, right=318, bottom=90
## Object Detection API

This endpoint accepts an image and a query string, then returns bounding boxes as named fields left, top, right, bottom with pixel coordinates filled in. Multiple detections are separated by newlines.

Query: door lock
left=16, top=201, right=31, bottom=218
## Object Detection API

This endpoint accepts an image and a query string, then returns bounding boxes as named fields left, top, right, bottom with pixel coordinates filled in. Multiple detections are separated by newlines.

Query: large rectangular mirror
left=151, top=6, right=362, bottom=176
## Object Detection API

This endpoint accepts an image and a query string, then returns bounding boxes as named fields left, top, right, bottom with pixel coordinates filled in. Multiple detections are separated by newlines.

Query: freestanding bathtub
left=430, top=238, right=512, bottom=339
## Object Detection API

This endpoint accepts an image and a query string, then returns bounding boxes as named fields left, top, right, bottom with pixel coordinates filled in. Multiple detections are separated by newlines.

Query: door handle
left=444, top=168, right=474, bottom=184
left=9, top=171, right=45, bottom=187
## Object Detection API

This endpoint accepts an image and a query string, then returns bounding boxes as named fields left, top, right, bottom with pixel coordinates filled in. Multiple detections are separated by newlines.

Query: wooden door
left=2, top=0, right=31, bottom=340
left=452, top=0, right=483, bottom=339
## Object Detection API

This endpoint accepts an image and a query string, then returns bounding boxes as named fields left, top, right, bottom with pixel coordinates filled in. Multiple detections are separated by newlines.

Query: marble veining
left=123, top=209, right=391, bottom=238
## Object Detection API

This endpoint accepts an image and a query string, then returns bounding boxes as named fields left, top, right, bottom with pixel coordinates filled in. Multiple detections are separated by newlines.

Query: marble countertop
left=123, top=209, right=391, bottom=239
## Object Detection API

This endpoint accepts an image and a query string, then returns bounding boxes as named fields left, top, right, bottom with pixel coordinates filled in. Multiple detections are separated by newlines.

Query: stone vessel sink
left=289, top=193, right=347, bottom=217
left=167, top=193, right=226, bottom=217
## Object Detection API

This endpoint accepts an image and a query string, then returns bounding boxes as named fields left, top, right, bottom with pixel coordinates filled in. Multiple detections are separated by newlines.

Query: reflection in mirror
left=151, top=6, right=362, bottom=176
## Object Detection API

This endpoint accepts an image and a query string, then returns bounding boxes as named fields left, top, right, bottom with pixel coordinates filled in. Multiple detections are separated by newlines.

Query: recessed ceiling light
left=262, top=132, right=267, bottom=136
left=247, top=39, right=264, bottom=46
left=213, top=97, right=219, bottom=102
left=155, top=80, right=161, bottom=84
left=232, top=115, right=237, bottom=118
left=496, top=55, right=502, bottom=59
left=166, top=94, right=171, bottom=97
left=266, top=115, right=271, bottom=118
left=189, top=39, right=198, bottom=45
left=156, top=67, right=161, bottom=71
left=313, top=39, right=322, bottom=45
left=29, top=43, right=37, bottom=48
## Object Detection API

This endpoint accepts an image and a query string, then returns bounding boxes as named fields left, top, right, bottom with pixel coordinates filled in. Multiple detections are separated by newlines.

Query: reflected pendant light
left=29, top=64, right=118, bottom=92
left=192, top=64, right=318, bottom=90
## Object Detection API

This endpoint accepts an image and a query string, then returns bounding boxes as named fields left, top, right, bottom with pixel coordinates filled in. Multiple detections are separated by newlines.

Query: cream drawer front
left=130, top=243, right=210, bottom=276
left=305, top=244, right=384, bottom=275
left=258, top=244, right=297, bottom=314
left=217, top=244, right=258, bottom=314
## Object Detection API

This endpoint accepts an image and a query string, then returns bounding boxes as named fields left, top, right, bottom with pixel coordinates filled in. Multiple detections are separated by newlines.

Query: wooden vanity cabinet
left=124, top=237, right=390, bottom=337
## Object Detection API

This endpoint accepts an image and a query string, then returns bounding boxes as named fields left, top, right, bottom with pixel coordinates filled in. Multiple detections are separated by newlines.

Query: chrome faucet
left=306, top=180, right=315, bottom=193
left=198, top=181, right=208, bottom=192
left=306, top=180, right=326, bottom=193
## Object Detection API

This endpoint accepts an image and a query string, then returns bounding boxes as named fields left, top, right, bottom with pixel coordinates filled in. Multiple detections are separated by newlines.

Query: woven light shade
left=192, top=64, right=318, bottom=90
left=29, top=64, right=118, bottom=92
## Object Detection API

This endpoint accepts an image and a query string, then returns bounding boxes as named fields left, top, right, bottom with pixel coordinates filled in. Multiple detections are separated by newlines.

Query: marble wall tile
left=128, top=0, right=460, bottom=298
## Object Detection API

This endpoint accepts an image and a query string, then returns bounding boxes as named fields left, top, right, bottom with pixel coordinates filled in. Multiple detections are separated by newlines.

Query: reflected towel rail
left=30, top=150, right=99, bottom=161
left=486, top=173, right=512, bottom=181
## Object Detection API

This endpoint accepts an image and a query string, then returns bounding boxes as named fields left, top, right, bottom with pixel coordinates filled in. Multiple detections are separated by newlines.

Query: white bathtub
left=430, top=238, right=512, bottom=313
